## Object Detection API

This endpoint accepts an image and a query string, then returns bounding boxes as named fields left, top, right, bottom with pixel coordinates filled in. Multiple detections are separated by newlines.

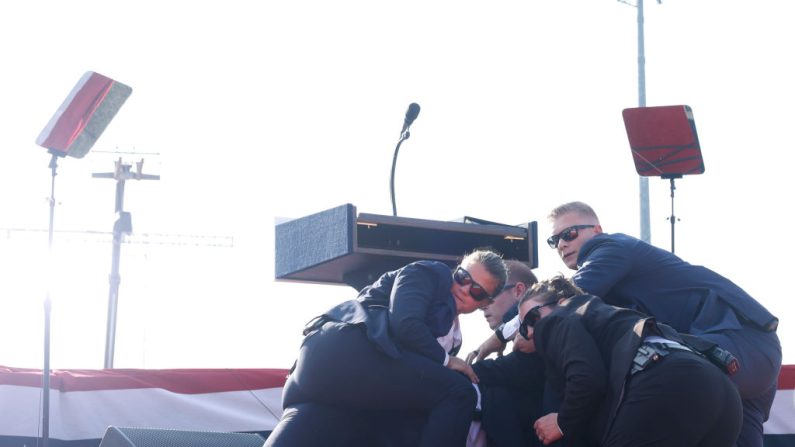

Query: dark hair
left=505, top=260, right=538, bottom=287
left=461, top=249, right=508, bottom=295
left=518, top=274, right=583, bottom=307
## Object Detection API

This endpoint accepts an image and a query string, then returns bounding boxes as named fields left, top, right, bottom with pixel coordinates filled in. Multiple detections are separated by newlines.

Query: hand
left=465, top=349, right=480, bottom=365
left=447, top=356, right=480, bottom=384
left=466, top=333, right=507, bottom=364
left=512, top=333, right=535, bottom=353
left=534, top=413, right=563, bottom=446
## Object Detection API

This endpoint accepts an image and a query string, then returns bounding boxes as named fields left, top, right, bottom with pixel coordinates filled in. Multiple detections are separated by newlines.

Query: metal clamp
left=630, top=343, right=667, bottom=375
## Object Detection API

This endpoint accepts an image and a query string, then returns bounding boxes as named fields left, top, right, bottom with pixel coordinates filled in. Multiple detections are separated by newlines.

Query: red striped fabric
left=778, top=364, right=795, bottom=389
left=0, top=366, right=288, bottom=394
left=0, top=364, right=792, bottom=444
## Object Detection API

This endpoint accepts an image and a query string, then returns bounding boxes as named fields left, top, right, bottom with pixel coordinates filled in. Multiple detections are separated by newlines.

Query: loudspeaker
left=99, top=427, right=265, bottom=447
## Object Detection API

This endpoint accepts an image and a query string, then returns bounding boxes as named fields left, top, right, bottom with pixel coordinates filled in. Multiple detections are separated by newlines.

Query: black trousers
left=265, top=322, right=477, bottom=447
left=700, top=328, right=782, bottom=447
left=604, top=351, right=743, bottom=447
left=473, top=351, right=547, bottom=447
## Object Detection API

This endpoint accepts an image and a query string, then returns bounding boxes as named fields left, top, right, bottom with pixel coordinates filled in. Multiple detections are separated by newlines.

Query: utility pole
left=637, top=0, right=651, bottom=243
left=620, top=0, right=659, bottom=243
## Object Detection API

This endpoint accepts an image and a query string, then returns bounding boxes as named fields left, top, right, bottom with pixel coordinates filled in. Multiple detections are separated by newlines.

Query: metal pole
left=104, top=176, right=126, bottom=368
left=637, top=0, right=651, bottom=243
left=668, top=177, right=676, bottom=253
left=95, top=158, right=159, bottom=368
left=42, top=154, right=60, bottom=447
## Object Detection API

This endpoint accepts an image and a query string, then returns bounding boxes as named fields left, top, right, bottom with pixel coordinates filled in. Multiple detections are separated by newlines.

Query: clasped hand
left=465, top=333, right=507, bottom=364
left=446, top=356, right=479, bottom=383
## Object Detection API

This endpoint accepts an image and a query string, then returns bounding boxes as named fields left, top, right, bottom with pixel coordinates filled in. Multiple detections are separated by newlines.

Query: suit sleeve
left=388, top=263, right=448, bottom=364
left=536, top=315, right=607, bottom=439
left=572, top=236, right=635, bottom=301
left=472, top=351, right=546, bottom=389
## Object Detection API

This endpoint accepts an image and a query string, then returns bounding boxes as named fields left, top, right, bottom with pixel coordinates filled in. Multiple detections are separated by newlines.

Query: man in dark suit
left=545, top=201, right=780, bottom=447
left=266, top=252, right=508, bottom=447
left=466, top=260, right=545, bottom=447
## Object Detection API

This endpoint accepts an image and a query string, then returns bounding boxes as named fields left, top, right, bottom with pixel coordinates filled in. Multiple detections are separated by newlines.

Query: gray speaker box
left=99, top=427, right=265, bottom=447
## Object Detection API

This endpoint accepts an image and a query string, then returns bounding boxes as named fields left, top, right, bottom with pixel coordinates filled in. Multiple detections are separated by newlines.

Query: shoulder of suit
left=557, top=294, right=601, bottom=314
left=581, top=232, right=641, bottom=253
left=397, top=261, right=454, bottom=289
left=403, top=260, right=452, bottom=276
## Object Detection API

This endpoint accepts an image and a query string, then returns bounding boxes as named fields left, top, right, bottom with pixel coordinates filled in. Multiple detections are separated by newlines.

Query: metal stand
left=93, top=158, right=159, bottom=368
left=623, top=104, right=704, bottom=255
left=105, top=173, right=128, bottom=369
left=664, top=174, right=682, bottom=254
left=42, top=153, right=61, bottom=447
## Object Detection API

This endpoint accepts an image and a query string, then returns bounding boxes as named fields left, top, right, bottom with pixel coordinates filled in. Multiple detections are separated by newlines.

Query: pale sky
left=0, top=1, right=792, bottom=370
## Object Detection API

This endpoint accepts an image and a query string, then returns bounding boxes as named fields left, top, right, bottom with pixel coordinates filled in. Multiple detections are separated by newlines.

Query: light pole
left=621, top=0, right=660, bottom=243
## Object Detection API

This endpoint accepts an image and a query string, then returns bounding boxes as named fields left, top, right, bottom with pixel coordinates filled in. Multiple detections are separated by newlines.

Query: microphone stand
left=390, top=129, right=411, bottom=216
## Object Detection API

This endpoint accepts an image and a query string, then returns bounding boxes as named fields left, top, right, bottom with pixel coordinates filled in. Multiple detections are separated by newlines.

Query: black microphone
left=391, top=102, right=421, bottom=216
left=400, top=103, right=421, bottom=136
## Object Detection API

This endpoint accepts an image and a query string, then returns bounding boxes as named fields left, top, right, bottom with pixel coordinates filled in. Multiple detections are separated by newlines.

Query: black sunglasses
left=546, top=225, right=595, bottom=249
left=519, top=301, right=557, bottom=339
left=453, top=266, right=494, bottom=302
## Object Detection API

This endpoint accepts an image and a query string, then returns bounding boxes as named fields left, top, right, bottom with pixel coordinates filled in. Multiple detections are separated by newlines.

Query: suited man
left=466, top=260, right=546, bottom=447
left=545, top=201, right=780, bottom=447
left=265, top=251, right=508, bottom=447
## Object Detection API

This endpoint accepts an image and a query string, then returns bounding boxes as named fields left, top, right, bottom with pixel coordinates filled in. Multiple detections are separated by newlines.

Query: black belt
left=630, top=341, right=695, bottom=376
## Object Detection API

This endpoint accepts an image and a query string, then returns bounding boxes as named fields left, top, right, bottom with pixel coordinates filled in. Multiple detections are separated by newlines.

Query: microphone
left=391, top=102, right=421, bottom=216
left=400, top=103, right=421, bottom=136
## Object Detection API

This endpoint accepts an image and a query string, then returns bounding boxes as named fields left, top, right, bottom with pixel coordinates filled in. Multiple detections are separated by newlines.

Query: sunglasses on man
left=453, top=266, right=494, bottom=302
left=546, top=225, right=595, bottom=249
left=518, top=301, right=557, bottom=339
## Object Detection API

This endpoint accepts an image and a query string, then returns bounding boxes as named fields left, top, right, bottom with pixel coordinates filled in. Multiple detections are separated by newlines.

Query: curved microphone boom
left=391, top=103, right=421, bottom=216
